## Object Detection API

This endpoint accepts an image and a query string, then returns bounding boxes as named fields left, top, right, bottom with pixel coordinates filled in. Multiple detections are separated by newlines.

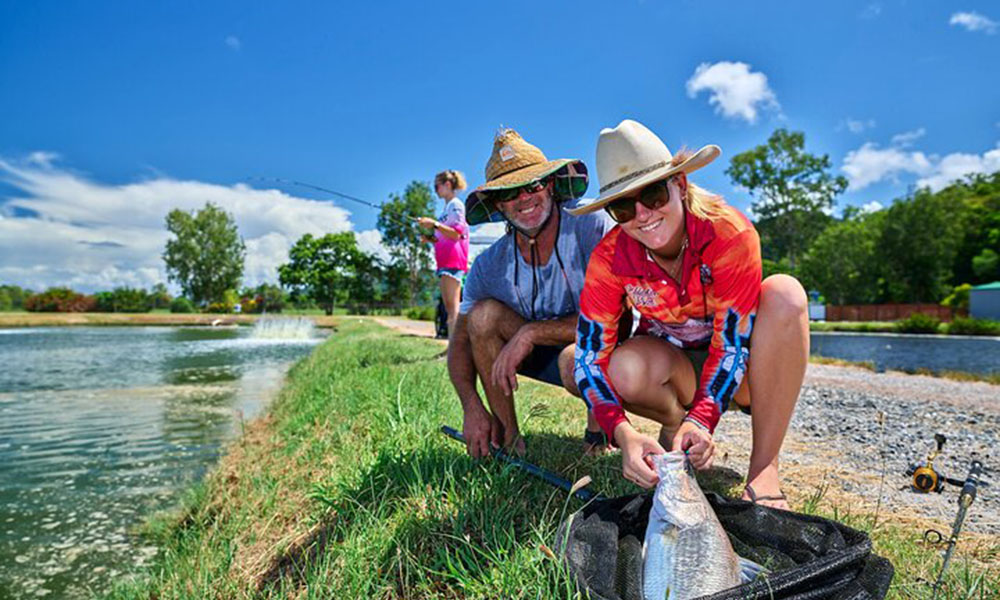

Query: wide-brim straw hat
left=567, top=119, right=720, bottom=216
left=466, top=128, right=588, bottom=226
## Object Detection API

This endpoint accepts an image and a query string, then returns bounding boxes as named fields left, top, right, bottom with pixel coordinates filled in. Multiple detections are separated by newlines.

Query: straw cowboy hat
left=466, top=128, right=589, bottom=226
left=567, top=119, right=720, bottom=216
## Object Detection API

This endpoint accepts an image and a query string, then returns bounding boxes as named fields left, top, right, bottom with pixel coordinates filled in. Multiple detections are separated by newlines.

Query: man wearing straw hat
left=448, top=128, right=614, bottom=458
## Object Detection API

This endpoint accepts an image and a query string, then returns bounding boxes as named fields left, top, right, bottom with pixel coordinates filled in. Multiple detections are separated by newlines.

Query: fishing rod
left=926, top=460, right=984, bottom=600
left=440, top=425, right=602, bottom=502
left=249, top=177, right=419, bottom=229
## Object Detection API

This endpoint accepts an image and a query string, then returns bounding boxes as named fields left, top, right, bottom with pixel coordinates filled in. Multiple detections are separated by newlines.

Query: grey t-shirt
left=460, top=209, right=614, bottom=320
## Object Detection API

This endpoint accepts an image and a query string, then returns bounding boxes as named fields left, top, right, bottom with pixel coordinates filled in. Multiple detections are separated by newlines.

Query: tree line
left=3, top=131, right=997, bottom=315
left=729, top=129, right=999, bottom=308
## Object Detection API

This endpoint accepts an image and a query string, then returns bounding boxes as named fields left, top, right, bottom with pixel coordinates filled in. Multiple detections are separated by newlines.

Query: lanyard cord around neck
left=511, top=210, right=575, bottom=320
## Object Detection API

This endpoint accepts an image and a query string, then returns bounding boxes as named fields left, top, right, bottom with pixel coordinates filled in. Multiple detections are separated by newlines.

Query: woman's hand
left=614, top=423, right=665, bottom=488
left=671, top=420, right=715, bottom=470
left=417, top=217, right=437, bottom=230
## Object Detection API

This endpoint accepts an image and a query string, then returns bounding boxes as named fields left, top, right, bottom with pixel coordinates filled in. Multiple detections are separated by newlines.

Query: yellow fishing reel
left=908, top=434, right=946, bottom=494
left=912, top=464, right=942, bottom=494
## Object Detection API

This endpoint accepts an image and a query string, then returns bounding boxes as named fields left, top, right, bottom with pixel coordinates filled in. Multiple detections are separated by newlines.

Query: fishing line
left=249, top=176, right=418, bottom=229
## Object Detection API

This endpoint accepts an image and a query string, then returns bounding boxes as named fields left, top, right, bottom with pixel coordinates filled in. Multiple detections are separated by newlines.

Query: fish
left=641, top=451, right=745, bottom=600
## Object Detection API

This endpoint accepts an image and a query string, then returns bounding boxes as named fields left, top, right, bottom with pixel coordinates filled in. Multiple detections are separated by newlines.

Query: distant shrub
left=946, top=316, right=1000, bottom=336
left=206, top=289, right=239, bottom=314
left=896, top=312, right=941, bottom=334
left=941, top=283, right=971, bottom=315
left=0, top=284, right=32, bottom=310
left=169, top=297, right=195, bottom=313
left=403, top=305, right=435, bottom=321
left=24, top=287, right=96, bottom=312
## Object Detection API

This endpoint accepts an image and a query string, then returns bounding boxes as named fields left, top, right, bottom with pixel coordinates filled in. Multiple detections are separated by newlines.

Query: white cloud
left=950, top=12, right=998, bottom=34
left=890, top=128, right=926, bottom=148
left=842, top=136, right=1000, bottom=192
left=225, top=35, right=242, bottom=50
left=840, top=117, right=876, bottom=134
left=861, top=201, right=884, bottom=213
left=0, top=154, right=382, bottom=292
left=841, top=143, right=933, bottom=190
left=685, top=61, right=779, bottom=124
left=914, top=147, right=1000, bottom=191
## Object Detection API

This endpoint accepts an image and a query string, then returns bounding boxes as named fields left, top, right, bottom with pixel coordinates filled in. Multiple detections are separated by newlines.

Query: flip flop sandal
left=744, top=483, right=788, bottom=507
left=583, top=428, right=608, bottom=449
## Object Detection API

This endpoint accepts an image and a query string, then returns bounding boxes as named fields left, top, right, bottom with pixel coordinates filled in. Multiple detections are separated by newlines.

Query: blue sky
left=1, top=1, right=998, bottom=291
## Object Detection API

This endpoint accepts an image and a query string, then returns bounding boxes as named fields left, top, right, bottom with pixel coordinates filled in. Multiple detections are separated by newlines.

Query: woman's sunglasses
left=604, top=179, right=671, bottom=224
left=491, top=178, right=549, bottom=204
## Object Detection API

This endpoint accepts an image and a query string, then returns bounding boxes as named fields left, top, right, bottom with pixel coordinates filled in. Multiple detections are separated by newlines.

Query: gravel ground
left=713, top=364, right=1000, bottom=536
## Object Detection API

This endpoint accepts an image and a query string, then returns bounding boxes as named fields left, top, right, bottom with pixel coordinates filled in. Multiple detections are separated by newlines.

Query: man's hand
left=417, top=217, right=437, bottom=230
left=615, top=422, right=665, bottom=488
left=671, top=420, right=715, bottom=470
left=462, top=402, right=500, bottom=459
left=491, top=324, right=535, bottom=396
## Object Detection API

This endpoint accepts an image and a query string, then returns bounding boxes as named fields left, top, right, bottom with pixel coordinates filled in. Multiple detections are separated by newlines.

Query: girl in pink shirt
left=418, top=170, right=470, bottom=337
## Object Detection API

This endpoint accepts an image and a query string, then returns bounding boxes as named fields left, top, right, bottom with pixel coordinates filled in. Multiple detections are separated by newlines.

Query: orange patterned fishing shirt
left=574, top=203, right=761, bottom=438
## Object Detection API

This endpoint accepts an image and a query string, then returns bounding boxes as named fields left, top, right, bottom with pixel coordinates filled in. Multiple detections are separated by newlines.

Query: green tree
left=278, top=232, right=376, bottom=315
left=877, top=189, right=962, bottom=302
left=726, top=129, right=847, bottom=268
left=149, top=283, right=172, bottom=309
left=800, top=211, right=885, bottom=305
left=377, top=181, right=435, bottom=306
left=0, top=288, right=12, bottom=311
left=163, top=203, right=246, bottom=305
left=940, top=173, right=1000, bottom=285
left=0, top=285, right=32, bottom=310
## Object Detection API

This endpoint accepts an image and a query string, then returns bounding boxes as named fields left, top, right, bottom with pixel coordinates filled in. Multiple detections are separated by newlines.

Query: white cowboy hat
left=566, top=119, right=720, bottom=216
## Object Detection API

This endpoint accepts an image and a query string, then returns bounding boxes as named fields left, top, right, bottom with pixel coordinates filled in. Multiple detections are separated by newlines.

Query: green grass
left=104, top=320, right=998, bottom=599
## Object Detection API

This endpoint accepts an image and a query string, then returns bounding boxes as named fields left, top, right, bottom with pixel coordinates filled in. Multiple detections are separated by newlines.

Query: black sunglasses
left=492, top=178, right=549, bottom=204
left=604, top=179, right=671, bottom=224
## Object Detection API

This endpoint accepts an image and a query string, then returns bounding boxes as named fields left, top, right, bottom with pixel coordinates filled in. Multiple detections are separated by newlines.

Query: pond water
left=810, top=331, right=1000, bottom=376
left=0, top=323, right=322, bottom=599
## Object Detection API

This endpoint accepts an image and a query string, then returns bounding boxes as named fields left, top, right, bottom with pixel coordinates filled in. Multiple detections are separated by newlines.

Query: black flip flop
left=744, top=483, right=788, bottom=507
left=583, top=428, right=608, bottom=450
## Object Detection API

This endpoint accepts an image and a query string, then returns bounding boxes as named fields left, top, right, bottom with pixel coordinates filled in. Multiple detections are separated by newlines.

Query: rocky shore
left=714, top=364, right=1000, bottom=535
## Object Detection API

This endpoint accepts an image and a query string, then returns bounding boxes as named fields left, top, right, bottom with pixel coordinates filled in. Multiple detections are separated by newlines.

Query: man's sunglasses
left=492, top=178, right=549, bottom=204
left=604, top=179, right=671, bottom=224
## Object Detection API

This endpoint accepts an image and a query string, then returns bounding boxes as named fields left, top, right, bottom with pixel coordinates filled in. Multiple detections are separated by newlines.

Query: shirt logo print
left=625, top=284, right=658, bottom=308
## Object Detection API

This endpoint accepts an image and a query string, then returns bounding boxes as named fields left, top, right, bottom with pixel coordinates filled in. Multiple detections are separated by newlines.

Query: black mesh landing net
left=555, top=492, right=894, bottom=600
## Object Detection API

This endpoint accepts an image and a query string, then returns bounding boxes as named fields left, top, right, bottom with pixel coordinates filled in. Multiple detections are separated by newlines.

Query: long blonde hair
left=670, top=149, right=726, bottom=221
left=434, top=169, right=467, bottom=191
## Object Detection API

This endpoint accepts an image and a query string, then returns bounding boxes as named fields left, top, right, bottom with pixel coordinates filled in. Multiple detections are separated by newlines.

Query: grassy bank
left=0, top=312, right=339, bottom=328
left=106, top=321, right=997, bottom=599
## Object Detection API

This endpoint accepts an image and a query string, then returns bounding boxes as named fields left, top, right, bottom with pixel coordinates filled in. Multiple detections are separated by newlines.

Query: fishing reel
left=907, top=434, right=947, bottom=493
left=906, top=434, right=991, bottom=493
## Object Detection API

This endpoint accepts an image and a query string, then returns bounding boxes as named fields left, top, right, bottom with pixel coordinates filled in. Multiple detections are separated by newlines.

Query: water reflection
left=0, top=326, right=320, bottom=599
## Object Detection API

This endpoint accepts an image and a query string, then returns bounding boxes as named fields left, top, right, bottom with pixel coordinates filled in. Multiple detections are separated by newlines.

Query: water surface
left=811, top=331, right=999, bottom=376
left=0, top=324, right=320, bottom=598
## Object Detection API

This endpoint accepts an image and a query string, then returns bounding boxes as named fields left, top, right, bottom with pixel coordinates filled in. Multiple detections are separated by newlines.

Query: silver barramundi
left=641, top=451, right=743, bottom=600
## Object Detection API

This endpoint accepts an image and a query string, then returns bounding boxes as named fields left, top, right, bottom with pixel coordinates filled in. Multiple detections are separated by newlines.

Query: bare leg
left=558, top=345, right=608, bottom=455
left=439, top=275, right=462, bottom=338
left=607, top=336, right=699, bottom=449
left=466, top=299, right=527, bottom=454
left=739, top=275, right=808, bottom=509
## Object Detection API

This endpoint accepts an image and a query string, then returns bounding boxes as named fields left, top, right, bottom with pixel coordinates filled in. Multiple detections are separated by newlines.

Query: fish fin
left=738, top=555, right=766, bottom=582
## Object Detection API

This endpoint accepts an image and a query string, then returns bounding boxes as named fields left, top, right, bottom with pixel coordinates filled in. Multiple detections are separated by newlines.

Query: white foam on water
left=249, top=316, right=317, bottom=340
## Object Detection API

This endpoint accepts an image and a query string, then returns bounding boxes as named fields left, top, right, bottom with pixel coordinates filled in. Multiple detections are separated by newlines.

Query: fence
left=825, top=304, right=953, bottom=322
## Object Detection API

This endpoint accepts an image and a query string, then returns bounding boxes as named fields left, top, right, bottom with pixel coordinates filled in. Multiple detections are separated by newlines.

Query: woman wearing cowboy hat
left=571, top=120, right=808, bottom=510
